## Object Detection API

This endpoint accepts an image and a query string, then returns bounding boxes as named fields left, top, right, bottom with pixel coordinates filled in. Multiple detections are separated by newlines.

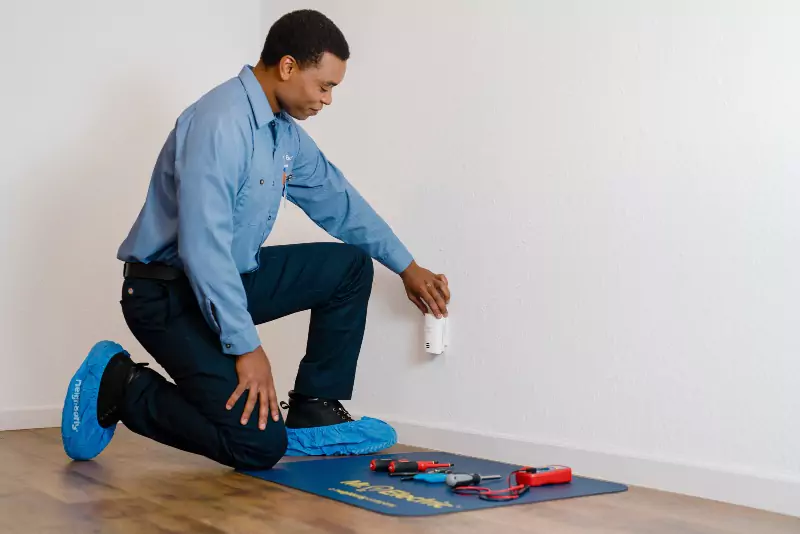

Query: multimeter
left=515, top=465, right=572, bottom=487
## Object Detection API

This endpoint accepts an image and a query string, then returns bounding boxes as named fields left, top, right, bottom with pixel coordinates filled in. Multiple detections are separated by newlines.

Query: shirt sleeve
left=174, top=110, right=260, bottom=356
left=287, top=123, right=414, bottom=274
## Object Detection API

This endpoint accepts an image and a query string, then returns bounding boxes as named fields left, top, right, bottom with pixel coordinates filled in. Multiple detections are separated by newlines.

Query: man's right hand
left=225, top=345, right=280, bottom=430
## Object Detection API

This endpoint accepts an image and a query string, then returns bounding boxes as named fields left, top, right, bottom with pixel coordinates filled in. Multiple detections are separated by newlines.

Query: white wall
left=0, top=0, right=262, bottom=428
left=261, top=0, right=800, bottom=516
left=2, top=0, right=797, bottom=518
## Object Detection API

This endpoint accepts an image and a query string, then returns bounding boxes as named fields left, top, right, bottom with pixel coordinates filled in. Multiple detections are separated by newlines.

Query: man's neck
left=252, top=61, right=281, bottom=114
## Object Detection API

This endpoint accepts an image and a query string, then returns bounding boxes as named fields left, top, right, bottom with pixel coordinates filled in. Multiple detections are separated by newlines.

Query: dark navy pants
left=119, top=243, right=374, bottom=470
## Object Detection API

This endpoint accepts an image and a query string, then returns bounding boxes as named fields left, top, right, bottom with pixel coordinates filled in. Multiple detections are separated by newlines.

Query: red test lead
left=451, top=465, right=572, bottom=501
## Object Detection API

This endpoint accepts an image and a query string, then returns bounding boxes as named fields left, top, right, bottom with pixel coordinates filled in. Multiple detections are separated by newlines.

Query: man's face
left=276, top=52, right=346, bottom=120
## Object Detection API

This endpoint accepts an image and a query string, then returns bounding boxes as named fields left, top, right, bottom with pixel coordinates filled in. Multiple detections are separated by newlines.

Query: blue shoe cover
left=61, top=340, right=129, bottom=461
left=285, top=417, right=397, bottom=457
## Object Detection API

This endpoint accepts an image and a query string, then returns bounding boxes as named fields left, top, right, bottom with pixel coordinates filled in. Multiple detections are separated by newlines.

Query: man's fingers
left=424, top=281, right=448, bottom=317
left=258, top=387, right=269, bottom=430
left=434, top=278, right=451, bottom=304
left=226, top=383, right=247, bottom=411
left=241, top=384, right=258, bottom=425
left=420, top=286, right=443, bottom=318
left=268, top=385, right=280, bottom=422
left=432, top=285, right=448, bottom=317
left=408, top=293, right=427, bottom=314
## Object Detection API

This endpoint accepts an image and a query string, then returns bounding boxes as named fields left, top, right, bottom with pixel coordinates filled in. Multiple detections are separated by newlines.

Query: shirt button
left=260, top=179, right=264, bottom=185
left=225, top=344, right=231, bottom=349
left=268, top=214, right=272, bottom=220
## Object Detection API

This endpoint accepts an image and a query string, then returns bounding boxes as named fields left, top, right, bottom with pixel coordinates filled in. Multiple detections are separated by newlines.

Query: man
left=61, top=9, right=450, bottom=471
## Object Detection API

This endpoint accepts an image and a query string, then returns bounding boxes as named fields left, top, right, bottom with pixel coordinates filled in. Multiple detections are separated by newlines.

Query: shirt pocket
left=233, top=177, right=270, bottom=229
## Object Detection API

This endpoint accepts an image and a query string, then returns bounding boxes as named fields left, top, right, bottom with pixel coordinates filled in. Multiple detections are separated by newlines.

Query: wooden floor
left=0, top=427, right=797, bottom=533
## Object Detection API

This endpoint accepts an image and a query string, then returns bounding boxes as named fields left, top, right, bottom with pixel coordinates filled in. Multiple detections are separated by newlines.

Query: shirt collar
left=238, top=65, right=281, bottom=129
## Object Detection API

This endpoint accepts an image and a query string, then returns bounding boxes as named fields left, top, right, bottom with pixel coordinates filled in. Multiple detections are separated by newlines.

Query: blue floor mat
left=239, top=451, right=628, bottom=516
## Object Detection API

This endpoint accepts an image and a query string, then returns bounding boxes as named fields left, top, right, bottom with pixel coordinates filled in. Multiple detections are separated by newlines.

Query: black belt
left=123, top=262, right=185, bottom=281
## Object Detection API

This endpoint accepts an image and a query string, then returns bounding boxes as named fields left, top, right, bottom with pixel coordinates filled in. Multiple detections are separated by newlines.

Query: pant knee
left=360, top=250, right=374, bottom=282
left=224, top=426, right=288, bottom=471
left=347, top=245, right=373, bottom=282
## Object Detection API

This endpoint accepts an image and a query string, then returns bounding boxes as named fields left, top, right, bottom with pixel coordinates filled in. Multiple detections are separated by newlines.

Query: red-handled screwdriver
left=370, top=458, right=406, bottom=472
left=388, top=460, right=455, bottom=474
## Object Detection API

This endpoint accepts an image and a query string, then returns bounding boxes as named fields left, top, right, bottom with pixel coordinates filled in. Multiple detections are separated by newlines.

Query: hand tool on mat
left=445, top=473, right=502, bottom=488
left=370, top=458, right=448, bottom=473
left=389, top=467, right=453, bottom=482
left=388, top=460, right=455, bottom=474
left=451, top=465, right=572, bottom=501
left=392, top=467, right=452, bottom=478
left=399, top=470, right=457, bottom=483
left=370, top=458, right=406, bottom=472
left=515, top=465, right=572, bottom=487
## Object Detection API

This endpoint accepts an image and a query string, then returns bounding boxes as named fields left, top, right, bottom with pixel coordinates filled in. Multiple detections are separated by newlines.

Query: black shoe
left=97, top=354, right=148, bottom=428
left=280, top=391, right=355, bottom=429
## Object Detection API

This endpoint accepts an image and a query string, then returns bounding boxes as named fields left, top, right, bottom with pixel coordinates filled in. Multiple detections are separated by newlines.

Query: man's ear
left=278, top=55, right=297, bottom=81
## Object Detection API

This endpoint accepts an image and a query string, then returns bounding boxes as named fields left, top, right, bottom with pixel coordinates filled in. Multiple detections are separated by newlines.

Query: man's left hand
left=400, top=261, right=450, bottom=318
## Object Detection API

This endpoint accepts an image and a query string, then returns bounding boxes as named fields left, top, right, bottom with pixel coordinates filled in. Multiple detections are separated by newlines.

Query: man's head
left=261, top=10, right=349, bottom=120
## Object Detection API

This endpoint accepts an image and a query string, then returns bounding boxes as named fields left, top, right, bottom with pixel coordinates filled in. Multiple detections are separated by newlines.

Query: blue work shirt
left=118, top=66, right=413, bottom=355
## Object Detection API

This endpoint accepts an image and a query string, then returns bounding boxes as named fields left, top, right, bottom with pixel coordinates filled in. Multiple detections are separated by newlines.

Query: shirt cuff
left=381, top=245, right=414, bottom=275
left=221, top=323, right=261, bottom=356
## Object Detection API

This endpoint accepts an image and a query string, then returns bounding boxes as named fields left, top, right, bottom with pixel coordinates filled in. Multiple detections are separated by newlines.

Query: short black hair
left=261, top=10, right=350, bottom=68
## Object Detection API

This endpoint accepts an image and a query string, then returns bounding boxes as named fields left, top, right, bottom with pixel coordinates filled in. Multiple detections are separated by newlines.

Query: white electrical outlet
left=424, top=313, right=449, bottom=355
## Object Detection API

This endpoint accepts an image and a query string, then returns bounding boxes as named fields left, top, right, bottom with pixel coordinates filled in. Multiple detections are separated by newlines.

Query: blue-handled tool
left=400, top=472, right=450, bottom=483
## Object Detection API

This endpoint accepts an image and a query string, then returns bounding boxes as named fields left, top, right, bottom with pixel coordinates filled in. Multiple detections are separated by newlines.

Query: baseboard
left=364, top=413, right=800, bottom=518
left=0, top=405, right=61, bottom=431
